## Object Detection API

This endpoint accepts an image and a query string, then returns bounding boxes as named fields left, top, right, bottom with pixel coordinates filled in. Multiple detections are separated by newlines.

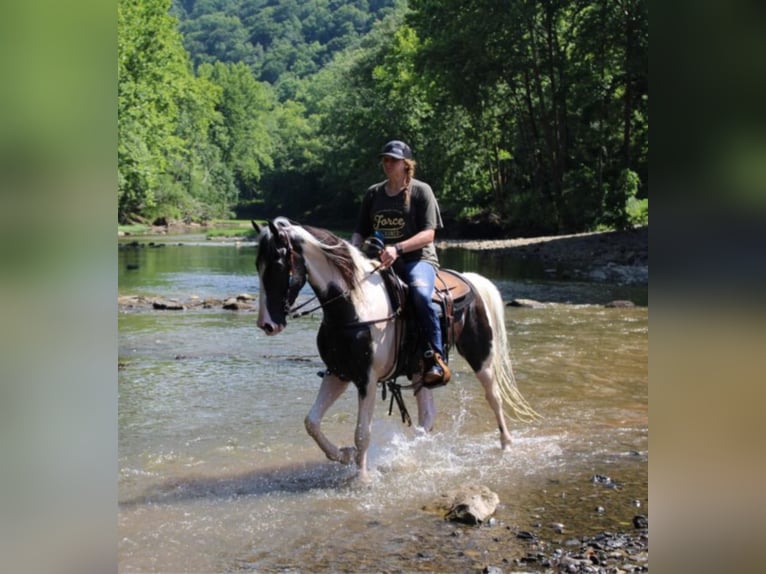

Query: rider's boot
left=423, top=349, right=451, bottom=388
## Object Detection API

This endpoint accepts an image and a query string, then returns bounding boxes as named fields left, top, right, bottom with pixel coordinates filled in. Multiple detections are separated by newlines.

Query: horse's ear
left=267, top=220, right=290, bottom=247
left=251, top=220, right=262, bottom=233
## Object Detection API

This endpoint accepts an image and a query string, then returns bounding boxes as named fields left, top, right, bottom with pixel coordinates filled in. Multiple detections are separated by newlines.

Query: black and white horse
left=254, top=217, right=538, bottom=482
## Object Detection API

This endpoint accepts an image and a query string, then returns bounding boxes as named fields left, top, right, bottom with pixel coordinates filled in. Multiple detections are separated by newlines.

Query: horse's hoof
left=358, top=476, right=372, bottom=486
left=353, top=470, right=373, bottom=487
left=339, top=446, right=357, bottom=465
left=501, top=437, right=512, bottom=451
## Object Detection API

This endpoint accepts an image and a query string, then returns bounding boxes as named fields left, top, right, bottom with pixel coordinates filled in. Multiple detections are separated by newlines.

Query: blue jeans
left=398, top=260, right=443, bottom=357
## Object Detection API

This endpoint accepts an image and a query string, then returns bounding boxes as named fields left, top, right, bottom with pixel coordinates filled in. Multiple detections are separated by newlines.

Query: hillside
left=172, top=0, right=402, bottom=85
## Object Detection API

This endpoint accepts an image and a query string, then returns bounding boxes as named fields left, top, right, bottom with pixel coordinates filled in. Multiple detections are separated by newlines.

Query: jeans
left=398, top=260, right=443, bottom=357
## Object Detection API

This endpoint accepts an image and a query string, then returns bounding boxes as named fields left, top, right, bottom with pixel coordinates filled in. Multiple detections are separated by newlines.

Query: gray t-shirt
left=354, top=178, right=443, bottom=267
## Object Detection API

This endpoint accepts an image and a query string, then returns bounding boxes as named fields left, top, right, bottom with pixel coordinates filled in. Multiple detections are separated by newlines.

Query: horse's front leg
left=305, top=373, right=350, bottom=463
left=352, top=380, right=378, bottom=482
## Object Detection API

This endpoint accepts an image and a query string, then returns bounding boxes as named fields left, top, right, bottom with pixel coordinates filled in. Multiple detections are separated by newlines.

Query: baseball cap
left=379, top=140, right=413, bottom=160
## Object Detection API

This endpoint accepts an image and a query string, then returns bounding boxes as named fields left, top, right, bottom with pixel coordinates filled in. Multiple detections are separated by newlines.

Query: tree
left=118, top=0, right=190, bottom=221
left=179, top=12, right=257, bottom=69
left=409, top=0, right=648, bottom=233
left=198, top=62, right=275, bottom=200
left=126, top=0, right=648, bottom=234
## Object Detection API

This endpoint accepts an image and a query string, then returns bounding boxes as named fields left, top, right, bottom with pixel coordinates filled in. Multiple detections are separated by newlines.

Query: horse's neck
left=301, top=243, right=352, bottom=292
left=302, top=245, right=390, bottom=320
left=351, top=271, right=391, bottom=320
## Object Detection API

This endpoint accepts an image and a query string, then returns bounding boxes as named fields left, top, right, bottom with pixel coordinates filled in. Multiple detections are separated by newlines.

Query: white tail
left=462, top=272, right=541, bottom=422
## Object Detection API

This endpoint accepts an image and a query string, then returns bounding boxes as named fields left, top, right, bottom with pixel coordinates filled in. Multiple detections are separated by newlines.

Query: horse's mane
left=301, top=224, right=361, bottom=289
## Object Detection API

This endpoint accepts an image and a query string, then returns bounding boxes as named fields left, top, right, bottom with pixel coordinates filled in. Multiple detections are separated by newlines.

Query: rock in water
left=604, top=299, right=636, bottom=308
left=428, top=484, right=500, bottom=525
left=507, top=298, right=545, bottom=308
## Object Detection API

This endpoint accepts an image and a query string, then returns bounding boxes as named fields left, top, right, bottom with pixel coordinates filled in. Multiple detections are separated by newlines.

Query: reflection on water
left=118, top=241, right=647, bottom=573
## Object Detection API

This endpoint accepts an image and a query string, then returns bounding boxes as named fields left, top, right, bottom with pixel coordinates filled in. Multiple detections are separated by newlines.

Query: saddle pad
left=434, top=268, right=473, bottom=303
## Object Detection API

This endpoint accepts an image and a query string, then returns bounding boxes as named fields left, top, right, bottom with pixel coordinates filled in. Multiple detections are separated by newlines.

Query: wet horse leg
left=352, top=380, right=377, bottom=482
left=414, top=382, right=435, bottom=431
left=475, top=367, right=513, bottom=450
left=304, top=373, right=351, bottom=464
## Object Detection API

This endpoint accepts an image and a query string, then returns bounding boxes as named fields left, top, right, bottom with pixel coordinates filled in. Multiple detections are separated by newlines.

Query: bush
left=626, top=195, right=649, bottom=227
left=602, top=169, right=644, bottom=231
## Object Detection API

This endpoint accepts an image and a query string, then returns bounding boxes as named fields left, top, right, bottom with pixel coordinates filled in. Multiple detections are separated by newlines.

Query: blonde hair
left=404, top=158, right=416, bottom=180
left=403, top=159, right=416, bottom=209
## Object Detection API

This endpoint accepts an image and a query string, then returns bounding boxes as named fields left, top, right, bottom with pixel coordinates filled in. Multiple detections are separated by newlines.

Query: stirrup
left=422, top=350, right=451, bottom=389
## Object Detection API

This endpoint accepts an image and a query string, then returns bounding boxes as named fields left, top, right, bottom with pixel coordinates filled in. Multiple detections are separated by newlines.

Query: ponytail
left=403, top=159, right=417, bottom=210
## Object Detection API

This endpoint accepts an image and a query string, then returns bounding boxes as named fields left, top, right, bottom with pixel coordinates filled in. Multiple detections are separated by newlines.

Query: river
left=118, top=236, right=647, bottom=573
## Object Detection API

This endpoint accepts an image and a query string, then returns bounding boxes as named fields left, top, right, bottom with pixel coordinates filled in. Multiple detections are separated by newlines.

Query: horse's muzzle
left=258, top=321, right=284, bottom=335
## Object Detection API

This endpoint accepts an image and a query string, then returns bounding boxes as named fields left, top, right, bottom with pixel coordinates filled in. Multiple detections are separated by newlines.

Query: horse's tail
left=462, top=272, right=541, bottom=422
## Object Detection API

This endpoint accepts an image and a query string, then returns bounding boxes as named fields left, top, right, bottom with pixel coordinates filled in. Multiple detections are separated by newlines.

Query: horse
left=253, top=217, right=539, bottom=482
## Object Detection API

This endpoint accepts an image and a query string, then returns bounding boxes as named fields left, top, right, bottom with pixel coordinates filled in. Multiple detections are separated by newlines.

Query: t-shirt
left=354, top=178, right=443, bottom=267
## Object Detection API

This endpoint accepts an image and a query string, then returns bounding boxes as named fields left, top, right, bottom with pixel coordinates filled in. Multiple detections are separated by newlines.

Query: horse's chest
left=317, top=321, right=373, bottom=386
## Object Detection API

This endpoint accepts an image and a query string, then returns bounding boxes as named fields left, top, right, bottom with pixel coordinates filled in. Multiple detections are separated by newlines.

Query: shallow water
left=118, top=239, right=647, bottom=573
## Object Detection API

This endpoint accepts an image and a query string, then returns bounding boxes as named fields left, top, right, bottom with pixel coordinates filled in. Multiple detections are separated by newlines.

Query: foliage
left=197, top=61, right=275, bottom=197
left=118, top=0, right=275, bottom=224
left=618, top=169, right=648, bottom=228
left=205, top=226, right=258, bottom=239
left=408, top=0, right=648, bottom=233
left=120, top=0, right=649, bottom=235
left=118, top=0, right=225, bottom=222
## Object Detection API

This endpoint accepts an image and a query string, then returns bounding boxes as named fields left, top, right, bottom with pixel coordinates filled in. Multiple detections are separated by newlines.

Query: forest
left=118, top=0, right=648, bottom=236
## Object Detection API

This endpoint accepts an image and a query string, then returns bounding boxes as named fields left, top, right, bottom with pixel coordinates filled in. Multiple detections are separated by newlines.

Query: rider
left=351, top=140, right=450, bottom=386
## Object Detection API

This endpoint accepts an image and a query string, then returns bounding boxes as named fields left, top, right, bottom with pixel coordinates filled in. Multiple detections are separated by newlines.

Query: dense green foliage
left=118, top=0, right=648, bottom=235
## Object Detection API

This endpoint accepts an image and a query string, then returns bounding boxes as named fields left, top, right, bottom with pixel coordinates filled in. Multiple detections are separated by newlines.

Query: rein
left=287, top=258, right=399, bottom=327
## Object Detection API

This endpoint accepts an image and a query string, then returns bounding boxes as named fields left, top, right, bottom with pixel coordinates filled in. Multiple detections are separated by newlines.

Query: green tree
left=118, top=0, right=225, bottom=223
left=180, top=12, right=258, bottom=69
left=198, top=61, right=275, bottom=200
left=134, top=0, right=648, bottom=235
left=409, top=0, right=648, bottom=233
left=120, top=0, right=272, bottom=223
left=118, top=0, right=189, bottom=221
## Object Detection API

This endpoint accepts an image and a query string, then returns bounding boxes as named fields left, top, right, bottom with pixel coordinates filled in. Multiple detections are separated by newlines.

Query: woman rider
left=351, top=140, right=450, bottom=386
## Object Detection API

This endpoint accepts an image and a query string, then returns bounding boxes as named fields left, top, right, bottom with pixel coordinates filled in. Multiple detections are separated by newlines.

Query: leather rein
left=284, top=241, right=401, bottom=327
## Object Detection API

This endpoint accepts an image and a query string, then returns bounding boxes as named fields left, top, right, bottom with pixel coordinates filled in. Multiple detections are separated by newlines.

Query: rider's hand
left=380, top=245, right=398, bottom=268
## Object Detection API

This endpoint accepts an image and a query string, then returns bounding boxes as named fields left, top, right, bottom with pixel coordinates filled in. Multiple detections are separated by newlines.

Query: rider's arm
left=394, top=228, right=435, bottom=255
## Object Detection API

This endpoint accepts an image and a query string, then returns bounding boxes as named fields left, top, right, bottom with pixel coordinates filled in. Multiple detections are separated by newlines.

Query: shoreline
left=120, top=225, right=648, bottom=286
left=438, top=226, right=648, bottom=285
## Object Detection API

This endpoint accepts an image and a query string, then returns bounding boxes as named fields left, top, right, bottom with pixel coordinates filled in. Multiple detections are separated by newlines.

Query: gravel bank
left=438, top=226, right=648, bottom=285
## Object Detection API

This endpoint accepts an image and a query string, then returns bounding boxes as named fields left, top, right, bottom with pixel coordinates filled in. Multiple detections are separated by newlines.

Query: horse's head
left=253, top=218, right=307, bottom=335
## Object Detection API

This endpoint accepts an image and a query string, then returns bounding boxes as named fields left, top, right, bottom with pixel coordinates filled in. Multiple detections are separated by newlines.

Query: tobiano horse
left=253, top=217, right=539, bottom=482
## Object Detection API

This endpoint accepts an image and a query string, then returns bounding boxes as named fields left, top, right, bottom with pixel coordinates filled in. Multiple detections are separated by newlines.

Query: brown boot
left=423, top=351, right=451, bottom=388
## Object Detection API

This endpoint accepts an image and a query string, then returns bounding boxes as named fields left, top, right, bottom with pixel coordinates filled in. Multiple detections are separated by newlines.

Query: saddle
left=379, top=267, right=475, bottom=383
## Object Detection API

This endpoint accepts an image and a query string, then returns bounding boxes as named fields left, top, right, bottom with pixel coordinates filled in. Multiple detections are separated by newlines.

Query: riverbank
left=438, top=225, right=648, bottom=286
